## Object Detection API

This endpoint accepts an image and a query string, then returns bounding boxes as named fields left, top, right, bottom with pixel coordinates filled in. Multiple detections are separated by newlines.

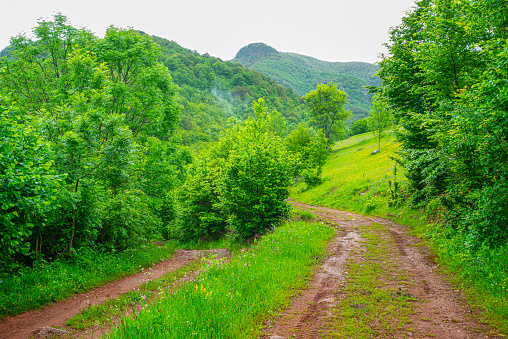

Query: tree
left=302, top=82, right=351, bottom=145
left=350, top=118, right=370, bottom=136
left=0, top=96, right=60, bottom=265
left=285, top=123, right=328, bottom=186
left=0, top=15, right=181, bottom=256
left=219, top=99, right=294, bottom=239
left=368, top=94, right=393, bottom=152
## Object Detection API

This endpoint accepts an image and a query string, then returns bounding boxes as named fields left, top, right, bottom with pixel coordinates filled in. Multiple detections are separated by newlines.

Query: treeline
left=377, top=0, right=508, bottom=249
left=0, top=15, right=335, bottom=272
left=152, top=36, right=306, bottom=145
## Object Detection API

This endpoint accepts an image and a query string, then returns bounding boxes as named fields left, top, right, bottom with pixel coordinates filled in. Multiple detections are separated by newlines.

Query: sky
left=1, top=0, right=416, bottom=64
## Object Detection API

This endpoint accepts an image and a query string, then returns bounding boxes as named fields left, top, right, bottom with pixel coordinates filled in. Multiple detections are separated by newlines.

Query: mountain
left=150, top=36, right=306, bottom=145
left=232, top=43, right=380, bottom=120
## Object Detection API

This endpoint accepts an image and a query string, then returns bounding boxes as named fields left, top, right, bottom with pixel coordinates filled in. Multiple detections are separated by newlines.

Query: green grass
left=324, top=223, right=416, bottom=338
left=292, top=130, right=508, bottom=335
left=292, top=131, right=404, bottom=216
left=0, top=245, right=173, bottom=317
left=67, top=258, right=204, bottom=330
left=108, top=220, right=335, bottom=338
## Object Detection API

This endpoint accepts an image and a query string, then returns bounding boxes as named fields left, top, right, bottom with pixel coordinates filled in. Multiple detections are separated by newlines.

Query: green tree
left=368, top=94, right=393, bottom=152
left=0, top=97, right=60, bottom=265
left=0, top=15, right=181, bottom=256
left=285, top=124, right=328, bottom=186
left=302, top=82, right=351, bottom=145
left=350, top=118, right=370, bottom=136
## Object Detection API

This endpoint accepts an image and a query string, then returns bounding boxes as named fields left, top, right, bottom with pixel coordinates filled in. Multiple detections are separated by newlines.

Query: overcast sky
left=1, top=0, right=416, bottom=64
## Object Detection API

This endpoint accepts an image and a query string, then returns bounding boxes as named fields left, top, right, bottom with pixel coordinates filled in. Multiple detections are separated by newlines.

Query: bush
left=173, top=159, right=227, bottom=241
left=220, top=141, right=293, bottom=239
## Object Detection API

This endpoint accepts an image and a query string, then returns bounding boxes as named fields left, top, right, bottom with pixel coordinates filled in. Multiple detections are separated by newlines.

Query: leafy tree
left=368, top=94, right=393, bottom=152
left=285, top=124, right=328, bottom=186
left=377, top=0, right=508, bottom=248
left=0, top=15, right=181, bottom=257
left=218, top=99, right=294, bottom=238
left=350, top=117, right=370, bottom=136
left=302, top=82, right=351, bottom=145
left=0, top=97, right=60, bottom=265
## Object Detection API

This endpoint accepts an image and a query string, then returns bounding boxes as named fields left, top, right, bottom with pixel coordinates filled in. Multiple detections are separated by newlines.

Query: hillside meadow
left=292, top=131, right=508, bottom=333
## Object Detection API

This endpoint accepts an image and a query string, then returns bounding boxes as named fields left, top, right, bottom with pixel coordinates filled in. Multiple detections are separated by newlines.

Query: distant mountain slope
left=149, top=36, right=306, bottom=145
left=233, top=43, right=379, bottom=119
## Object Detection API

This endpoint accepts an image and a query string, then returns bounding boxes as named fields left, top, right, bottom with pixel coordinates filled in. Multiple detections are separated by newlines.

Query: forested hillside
left=233, top=42, right=380, bottom=120
left=150, top=36, right=306, bottom=145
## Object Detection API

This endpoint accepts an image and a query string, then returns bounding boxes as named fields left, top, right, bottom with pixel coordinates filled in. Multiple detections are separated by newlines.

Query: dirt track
left=0, top=249, right=227, bottom=339
left=1, top=202, right=503, bottom=338
left=262, top=201, right=500, bottom=339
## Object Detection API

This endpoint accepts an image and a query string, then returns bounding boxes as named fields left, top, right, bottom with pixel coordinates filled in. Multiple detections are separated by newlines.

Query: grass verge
left=324, top=223, right=416, bottom=338
left=0, top=245, right=173, bottom=317
left=67, top=258, right=204, bottom=330
left=292, top=131, right=508, bottom=335
left=108, top=220, right=335, bottom=338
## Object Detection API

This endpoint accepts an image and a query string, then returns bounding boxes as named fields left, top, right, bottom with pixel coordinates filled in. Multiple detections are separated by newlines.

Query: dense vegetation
left=151, top=37, right=306, bottom=145
left=376, top=0, right=508, bottom=250
left=233, top=42, right=380, bottom=120
left=0, top=15, right=330, bottom=283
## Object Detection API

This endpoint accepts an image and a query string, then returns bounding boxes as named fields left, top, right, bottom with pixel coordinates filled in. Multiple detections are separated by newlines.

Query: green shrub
left=220, top=141, right=293, bottom=238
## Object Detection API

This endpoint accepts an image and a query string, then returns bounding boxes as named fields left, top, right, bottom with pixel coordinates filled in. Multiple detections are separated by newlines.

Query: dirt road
left=0, top=249, right=227, bottom=339
left=262, top=201, right=501, bottom=339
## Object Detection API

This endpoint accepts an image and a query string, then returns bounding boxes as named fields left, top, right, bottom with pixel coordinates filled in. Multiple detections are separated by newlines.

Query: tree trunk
left=68, top=179, right=80, bottom=254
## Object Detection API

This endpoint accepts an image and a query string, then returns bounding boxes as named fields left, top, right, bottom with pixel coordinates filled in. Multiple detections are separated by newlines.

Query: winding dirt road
left=1, top=202, right=504, bottom=338
left=262, top=201, right=502, bottom=339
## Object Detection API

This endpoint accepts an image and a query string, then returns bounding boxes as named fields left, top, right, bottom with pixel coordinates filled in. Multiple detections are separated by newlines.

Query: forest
left=0, top=14, right=338, bottom=273
left=1, top=0, right=508, bottom=335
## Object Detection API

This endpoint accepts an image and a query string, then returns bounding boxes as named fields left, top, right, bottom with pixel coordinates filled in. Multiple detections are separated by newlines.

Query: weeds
left=108, top=221, right=335, bottom=338
left=0, top=245, right=173, bottom=317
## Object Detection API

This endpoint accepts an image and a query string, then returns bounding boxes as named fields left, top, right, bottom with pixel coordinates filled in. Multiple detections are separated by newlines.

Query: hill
left=150, top=37, right=306, bottom=145
left=233, top=42, right=380, bottom=120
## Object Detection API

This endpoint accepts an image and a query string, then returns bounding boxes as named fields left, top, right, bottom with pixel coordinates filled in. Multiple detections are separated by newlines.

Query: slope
left=150, top=36, right=306, bottom=145
left=233, top=42, right=380, bottom=120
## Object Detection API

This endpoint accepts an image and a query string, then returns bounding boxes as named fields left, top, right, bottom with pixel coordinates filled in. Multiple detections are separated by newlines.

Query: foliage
left=108, top=220, right=335, bottom=338
left=152, top=36, right=306, bottom=145
left=173, top=157, right=227, bottom=241
left=285, top=124, right=329, bottom=186
left=376, top=0, right=508, bottom=248
left=0, top=15, right=181, bottom=263
left=302, top=82, right=351, bottom=145
left=175, top=98, right=295, bottom=241
left=349, top=117, right=370, bottom=136
left=367, top=94, right=393, bottom=151
left=233, top=42, right=379, bottom=119
left=0, top=97, right=61, bottom=266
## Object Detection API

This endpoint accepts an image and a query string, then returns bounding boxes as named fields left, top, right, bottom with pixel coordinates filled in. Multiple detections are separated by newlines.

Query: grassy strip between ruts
left=0, top=245, right=174, bottom=317
left=107, top=220, right=335, bottom=338
left=324, top=222, right=417, bottom=338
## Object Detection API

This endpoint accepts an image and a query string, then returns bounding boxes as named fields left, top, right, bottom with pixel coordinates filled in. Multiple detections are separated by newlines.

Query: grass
left=0, top=245, right=173, bottom=317
left=292, top=131, right=404, bottom=216
left=108, top=220, right=335, bottom=338
left=291, top=130, right=508, bottom=335
left=67, top=258, right=204, bottom=330
left=324, top=223, right=417, bottom=338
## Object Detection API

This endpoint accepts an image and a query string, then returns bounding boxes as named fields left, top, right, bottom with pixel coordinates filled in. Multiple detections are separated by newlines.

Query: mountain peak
left=235, top=43, right=278, bottom=59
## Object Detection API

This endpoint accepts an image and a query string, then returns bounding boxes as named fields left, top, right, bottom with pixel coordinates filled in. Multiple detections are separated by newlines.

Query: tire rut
left=262, top=201, right=502, bottom=339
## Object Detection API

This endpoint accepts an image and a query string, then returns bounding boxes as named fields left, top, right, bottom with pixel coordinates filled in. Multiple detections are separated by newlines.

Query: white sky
left=1, top=0, right=416, bottom=64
